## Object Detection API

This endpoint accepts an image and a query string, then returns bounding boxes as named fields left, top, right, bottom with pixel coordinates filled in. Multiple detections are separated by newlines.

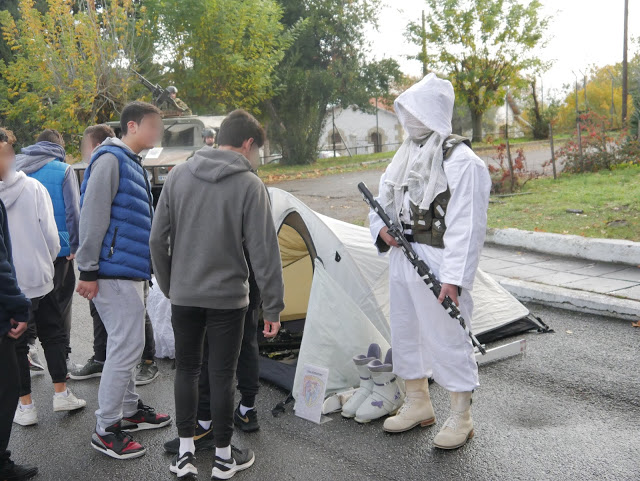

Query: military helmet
left=167, top=86, right=178, bottom=94
left=202, top=128, right=215, bottom=138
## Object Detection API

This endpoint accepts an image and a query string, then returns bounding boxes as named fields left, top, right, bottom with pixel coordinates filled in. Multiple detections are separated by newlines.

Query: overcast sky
left=367, top=0, right=639, bottom=99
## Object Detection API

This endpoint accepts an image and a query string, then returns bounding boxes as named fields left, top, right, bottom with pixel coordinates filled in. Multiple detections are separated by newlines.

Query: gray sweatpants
left=93, top=279, right=145, bottom=428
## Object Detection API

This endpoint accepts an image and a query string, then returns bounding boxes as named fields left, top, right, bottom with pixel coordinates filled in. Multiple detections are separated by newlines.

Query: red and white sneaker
left=121, top=400, right=172, bottom=432
left=91, top=422, right=146, bottom=460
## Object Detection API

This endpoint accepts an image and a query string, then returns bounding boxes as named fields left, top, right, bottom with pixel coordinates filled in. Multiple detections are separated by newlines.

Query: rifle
left=132, top=70, right=185, bottom=112
left=358, top=182, right=486, bottom=355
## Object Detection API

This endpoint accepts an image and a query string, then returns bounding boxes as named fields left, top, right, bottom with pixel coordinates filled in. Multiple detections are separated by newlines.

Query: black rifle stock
left=358, top=182, right=486, bottom=355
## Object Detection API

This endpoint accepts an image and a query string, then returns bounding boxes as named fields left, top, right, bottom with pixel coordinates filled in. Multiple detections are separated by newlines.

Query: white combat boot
left=341, top=343, right=382, bottom=419
left=433, top=391, right=474, bottom=449
left=383, top=378, right=435, bottom=433
left=354, top=349, right=404, bottom=423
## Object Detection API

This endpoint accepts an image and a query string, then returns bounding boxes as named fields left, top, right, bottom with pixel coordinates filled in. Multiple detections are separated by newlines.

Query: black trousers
left=26, top=257, right=75, bottom=356
left=0, top=337, right=19, bottom=467
left=197, top=304, right=260, bottom=420
left=90, top=282, right=155, bottom=363
left=172, top=305, right=247, bottom=448
left=17, top=295, right=68, bottom=396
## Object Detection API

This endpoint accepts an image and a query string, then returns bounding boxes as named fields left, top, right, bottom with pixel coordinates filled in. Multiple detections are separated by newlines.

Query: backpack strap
left=442, top=135, right=472, bottom=160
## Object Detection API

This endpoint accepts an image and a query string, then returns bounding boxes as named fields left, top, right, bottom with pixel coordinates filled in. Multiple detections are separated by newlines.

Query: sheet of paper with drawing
left=294, top=364, right=329, bottom=424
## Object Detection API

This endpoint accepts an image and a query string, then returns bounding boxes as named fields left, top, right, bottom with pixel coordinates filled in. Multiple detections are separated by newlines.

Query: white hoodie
left=0, top=170, right=59, bottom=298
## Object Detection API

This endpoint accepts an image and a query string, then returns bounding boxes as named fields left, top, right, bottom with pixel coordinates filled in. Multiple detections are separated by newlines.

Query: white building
left=319, top=104, right=405, bottom=156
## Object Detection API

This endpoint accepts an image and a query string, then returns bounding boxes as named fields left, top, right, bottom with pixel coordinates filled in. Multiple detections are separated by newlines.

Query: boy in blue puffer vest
left=15, top=129, right=80, bottom=372
left=76, top=102, right=172, bottom=460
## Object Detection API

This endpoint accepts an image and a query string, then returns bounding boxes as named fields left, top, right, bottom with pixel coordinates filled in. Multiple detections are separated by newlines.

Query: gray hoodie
left=15, top=142, right=80, bottom=255
left=150, top=149, right=285, bottom=323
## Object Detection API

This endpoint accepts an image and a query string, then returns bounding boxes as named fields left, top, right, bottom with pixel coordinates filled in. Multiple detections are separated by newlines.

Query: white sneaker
left=169, top=451, right=198, bottom=478
left=53, top=389, right=87, bottom=412
left=66, top=358, right=81, bottom=375
left=211, top=446, right=255, bottom=479
left=14, top=404, right=38, bottom=426
left=28, top=343, right=45, bottom=372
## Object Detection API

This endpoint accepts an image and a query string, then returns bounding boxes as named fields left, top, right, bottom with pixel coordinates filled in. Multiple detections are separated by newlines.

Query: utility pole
left=580, top=69, right=588, bottom=108
left=505, top=90, right=515, bottom=192
left=421, top=10, right=428, bottom=76
left=332, top=107, right=336, bottom=158
left=549, top=122, right=557, bottom=180
left=375, top=97, right=380, bottom=153
left=572, top=71, right=584, bottom=170
left=607, top=69, right=616, bottom=127
left=622, top=0, right=629, bottom=124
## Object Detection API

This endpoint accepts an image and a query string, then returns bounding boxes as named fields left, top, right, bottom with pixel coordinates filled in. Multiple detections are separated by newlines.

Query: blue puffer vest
left=80, top=145, right=153, bottom=280
left=28, top=160, right=69, bottom=257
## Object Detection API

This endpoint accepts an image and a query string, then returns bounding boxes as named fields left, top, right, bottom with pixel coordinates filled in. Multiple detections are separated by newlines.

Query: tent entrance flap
left=259, top=213, right=315, bottom=390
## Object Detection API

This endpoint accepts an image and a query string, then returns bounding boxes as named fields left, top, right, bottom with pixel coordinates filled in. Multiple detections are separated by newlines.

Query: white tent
left=264, top=188, right=540, bottom=399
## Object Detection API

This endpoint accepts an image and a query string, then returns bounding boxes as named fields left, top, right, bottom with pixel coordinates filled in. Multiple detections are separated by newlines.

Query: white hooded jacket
left=0, top=170, right=59, bottom=298
left=370, top=75, right=492, bottom=291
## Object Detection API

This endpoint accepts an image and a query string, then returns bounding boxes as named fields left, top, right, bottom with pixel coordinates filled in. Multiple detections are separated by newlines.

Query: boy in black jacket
left=0, top=127, right=38, bottom=480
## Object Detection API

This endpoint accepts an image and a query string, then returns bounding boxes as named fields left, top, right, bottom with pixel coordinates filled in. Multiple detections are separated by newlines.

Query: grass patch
left=259, top=151, right=393, bottom=183
left=488, top=164, right=640, bottom=241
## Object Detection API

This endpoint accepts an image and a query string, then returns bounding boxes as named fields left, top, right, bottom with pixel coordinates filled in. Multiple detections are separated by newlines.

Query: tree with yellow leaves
left=0, top=0, right=152, bottom=150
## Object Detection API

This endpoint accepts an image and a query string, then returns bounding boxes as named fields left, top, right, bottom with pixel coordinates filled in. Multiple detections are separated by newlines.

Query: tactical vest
left=406, top=135, right=472, bottom=249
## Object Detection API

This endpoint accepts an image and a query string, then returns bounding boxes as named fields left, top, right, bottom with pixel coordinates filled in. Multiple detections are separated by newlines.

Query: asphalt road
left=8, top=299, right=639, bottom=481
left=8, top=164, right=640, bottom=481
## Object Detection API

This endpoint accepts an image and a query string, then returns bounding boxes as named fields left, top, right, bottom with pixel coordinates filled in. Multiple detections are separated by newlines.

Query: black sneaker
left=233, top=404, right=260, bottom=433
left=164, top=422, right=215, bottom=454
left=135, top=360, right=159, bottom=386
left=211, top=446, right=255, bottom=480
left=91, top=422, right=146, bottom=460
left=0, top=457, right=38, bottom=480
left=69, top=356, right=104, bottom=380
left=169, top=451, right=197, bottom=478
left=122, top=400, right=172, bottom=431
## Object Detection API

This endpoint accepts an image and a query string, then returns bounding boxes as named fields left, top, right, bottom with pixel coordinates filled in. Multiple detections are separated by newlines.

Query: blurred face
left=80, top=135, right=98, bottom=163
left=126, top=113, right=164, bottom=152
left=170, top=92, right=177, bottom=99
left=243, top=138, right=261, bottom=170
left=204, top=136, right=215, bottom=146
left=0, top=141, right=15, bottom=179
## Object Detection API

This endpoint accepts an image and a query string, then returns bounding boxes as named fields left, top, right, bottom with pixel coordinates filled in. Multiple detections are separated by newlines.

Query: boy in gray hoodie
left=150, top=109, right=284, bottom=479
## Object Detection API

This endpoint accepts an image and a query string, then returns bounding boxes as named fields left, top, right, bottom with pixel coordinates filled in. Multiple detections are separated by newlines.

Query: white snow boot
left=354, top=349, right=404, bottom=423
left=383, top=378, right=435, bottom=433
left=341, top=343, right=382, bottom=418
left=433, top=391, right=474, bottom=450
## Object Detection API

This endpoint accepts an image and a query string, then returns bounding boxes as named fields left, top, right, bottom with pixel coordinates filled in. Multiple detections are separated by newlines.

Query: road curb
left=496, top=276, right=640, bottom=321
left=485, top=228, right=640, bottom=267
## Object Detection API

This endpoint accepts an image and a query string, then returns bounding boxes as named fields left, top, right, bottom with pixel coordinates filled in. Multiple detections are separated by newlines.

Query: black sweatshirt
left=0, top=198, right=30, bottom=337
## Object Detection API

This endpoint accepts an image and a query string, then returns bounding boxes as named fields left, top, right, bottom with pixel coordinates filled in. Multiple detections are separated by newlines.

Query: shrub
left=488, top=144, right=536, bottom=193
left=557, top=111, right=640, bottom=173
